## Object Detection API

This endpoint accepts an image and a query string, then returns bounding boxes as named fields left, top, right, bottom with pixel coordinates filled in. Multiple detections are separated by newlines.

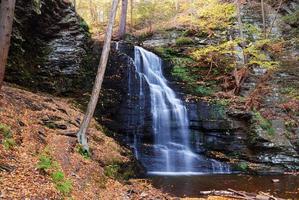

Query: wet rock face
left=95, top=43, right=154, bottom=142
left=187, top=100, right=299, bottom=173
left=6, top=0, right=90, bottom=94
left=187, top=101, right=251, bottom=157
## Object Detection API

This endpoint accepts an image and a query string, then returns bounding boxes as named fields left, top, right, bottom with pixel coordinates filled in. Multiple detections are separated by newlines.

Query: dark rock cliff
left=6, top=0, right=91, bottom=94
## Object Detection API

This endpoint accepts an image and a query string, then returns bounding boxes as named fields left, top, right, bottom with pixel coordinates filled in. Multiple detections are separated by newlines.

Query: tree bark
left=261, top=0, right=266, bottom=38
left=235, top=0, right=247, bottom=65
left=236, top=0, right=244, bottom=40
left=130, top=0, right=133, bottom=33
left=267, top=0, right=283, bottom=37
left=77, top=0, right=120, bottom=151
left=175, top=0, right=180, bottom=11
left=118, top=0, right=128, bottom=39
left=73, top=0, right=76, bottom=11
left=0, top=0, right=16, bottom=90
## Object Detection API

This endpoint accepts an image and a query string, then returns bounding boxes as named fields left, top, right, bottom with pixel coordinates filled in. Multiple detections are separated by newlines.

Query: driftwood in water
left=200, top=188, right=285, bottom=200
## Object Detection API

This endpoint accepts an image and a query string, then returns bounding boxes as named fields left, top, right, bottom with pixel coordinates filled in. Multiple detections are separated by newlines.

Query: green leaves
left=51, top=171, right=73, bottom=196
left=37, top=148, right=72, bottom=196
left=0, top=123, right=15, bottom=150
left=177, top=0, right=236, bottom=33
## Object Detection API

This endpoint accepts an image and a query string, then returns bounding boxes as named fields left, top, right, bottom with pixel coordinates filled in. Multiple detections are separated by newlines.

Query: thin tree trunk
left=175, top=0, right=179, bottom=11
left=77, top=0, right=120, bottom=151
left=267, top=0, right=283, bottom=38
left=73, top=0, right=76, bottom=11
left=0, top=0, right=16, bottom=90
left=130, top=0, right=133, bottom=33
left=236, top=0, right=244, bottom=40
left=261, top=0, right=266, bottom=38
left=235, top=0, right=246, bottom=65
left=118, top=0, right=128, bottom=39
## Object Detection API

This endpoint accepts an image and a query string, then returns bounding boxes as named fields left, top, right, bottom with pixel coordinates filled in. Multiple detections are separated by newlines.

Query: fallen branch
left=200, top=189, right=285, bottom=200
left=0, top=164, right=14, bottom=172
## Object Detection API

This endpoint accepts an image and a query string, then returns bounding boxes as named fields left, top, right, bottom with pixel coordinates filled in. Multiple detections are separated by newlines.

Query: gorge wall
left=5, top=0, right=91, bottom=94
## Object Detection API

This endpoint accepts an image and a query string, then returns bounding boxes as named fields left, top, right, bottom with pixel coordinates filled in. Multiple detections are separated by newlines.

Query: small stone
left=140, top=192, right=148, bottom=197
left=18, top=120, right=26, bottom=127
left=272, top=179, right=280, bottom=183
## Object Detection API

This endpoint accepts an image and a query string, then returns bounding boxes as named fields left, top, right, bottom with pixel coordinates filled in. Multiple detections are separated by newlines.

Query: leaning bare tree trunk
left=118, top=0, right=128, bottom=39
left=0, top=0, right=16, bottom=90
left=77, top=0, right=120, bottom=151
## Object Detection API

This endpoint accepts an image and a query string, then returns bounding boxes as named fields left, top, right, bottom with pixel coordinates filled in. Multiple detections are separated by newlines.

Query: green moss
left=282, top=9, right=299, bottom=26
left=254, top=112, right=275, bottom=135
left=280, top=87, right=299, bottom=100
left=175, top=37, right=194, bottom=46
left=32, top=0, right=42, bottom=14
left=172, top=65, right=195, bottom=83
left=194, top=85, right=214, bottom=96
left=79, top=19, right=90, bottom=33
left=104, top=161, right=136, bottom=181
left=234, top=162, right=249, bottom=172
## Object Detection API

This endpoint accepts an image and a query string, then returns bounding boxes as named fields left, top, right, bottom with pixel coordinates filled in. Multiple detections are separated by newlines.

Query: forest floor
left=0, top=84, right=237, bottom=200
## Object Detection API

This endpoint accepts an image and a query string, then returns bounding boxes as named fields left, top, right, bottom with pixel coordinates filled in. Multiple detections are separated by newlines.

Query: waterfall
left=127, top=46, right=230, bottom=175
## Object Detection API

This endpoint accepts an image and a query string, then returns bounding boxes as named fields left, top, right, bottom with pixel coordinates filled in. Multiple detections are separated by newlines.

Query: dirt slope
left=0, top=85, right=170, bottom=200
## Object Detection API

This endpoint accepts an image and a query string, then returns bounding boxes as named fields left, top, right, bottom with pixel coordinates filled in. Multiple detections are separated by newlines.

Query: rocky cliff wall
left=5, top=0, right=91, bottom=94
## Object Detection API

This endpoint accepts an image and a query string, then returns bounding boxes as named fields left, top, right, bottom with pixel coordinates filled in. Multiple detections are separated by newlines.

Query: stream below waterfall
left=150, top=174, right=299, bottom=198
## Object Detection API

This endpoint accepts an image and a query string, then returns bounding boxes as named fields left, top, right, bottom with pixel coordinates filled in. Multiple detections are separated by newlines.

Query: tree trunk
left=236, top=0, right=244, bottom=40
left=261, top=0, right=266, bottom=38
left=267, top=0, right=283, bottom=37
left=118, top=0, right=128, bottom=39
left=77, top=0, right=120, bottom=151
left=0, top=0, right=16, bottom=90
left=235, top=0, right=246, bottom=65
left=130, top=0, right=133, bottom=32
left=175, top=0, right=179, bottom=11
left=73, top=0, right=76, bottom=11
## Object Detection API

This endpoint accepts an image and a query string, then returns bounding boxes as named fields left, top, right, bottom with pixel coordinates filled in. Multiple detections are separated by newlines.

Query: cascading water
left=126, top=45, right=230, bottom=175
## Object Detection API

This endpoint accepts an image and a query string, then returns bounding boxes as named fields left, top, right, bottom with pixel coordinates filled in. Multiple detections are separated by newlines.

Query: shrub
left=195, top=86, right=214, bottom=96
left=37, top=149, right=58, bottom=171
left=51, top=171, right=72, bottom=196
left=75, top=144, right=90, bottom=159
left=234, top=162, right=249, bottom=172
left=104, top=164, right=120, bottom=178
left=0, top=123, right=12, bottom=138
left=282, top=9, right=299, bottom=26
left=244, top=40, right=279, bottom=69
left=0, top=123, right=15, bottom=150
left=3, top=138, right=16, bottom=150
left=37, top=148, right=72, bottom=196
